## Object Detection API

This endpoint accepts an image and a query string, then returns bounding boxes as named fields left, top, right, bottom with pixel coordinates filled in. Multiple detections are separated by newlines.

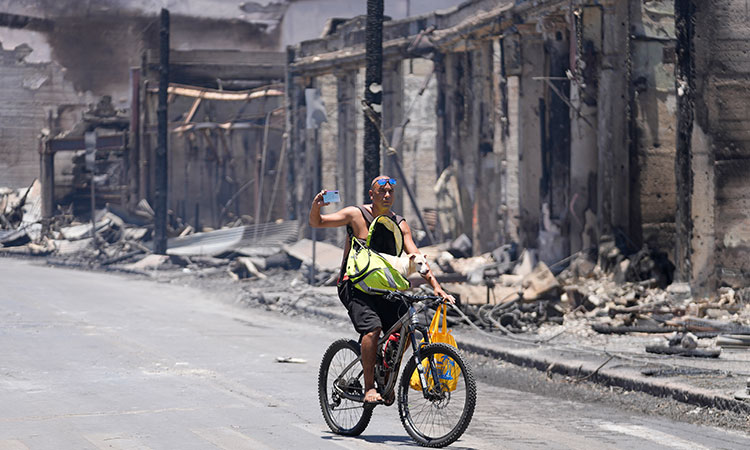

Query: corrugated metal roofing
left=166, top=220, right=299, bottom=256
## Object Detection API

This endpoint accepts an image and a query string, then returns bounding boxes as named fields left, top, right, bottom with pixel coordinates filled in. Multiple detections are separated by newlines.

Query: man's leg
left=361, top=327, right=382, bottom=403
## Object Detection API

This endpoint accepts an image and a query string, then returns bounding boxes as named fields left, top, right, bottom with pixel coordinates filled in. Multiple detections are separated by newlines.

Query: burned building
left=1, top=0, right=748, bottom=293
left=0, top=0, right=465, bottom=226
left=286, top=0, right=750, bottom=293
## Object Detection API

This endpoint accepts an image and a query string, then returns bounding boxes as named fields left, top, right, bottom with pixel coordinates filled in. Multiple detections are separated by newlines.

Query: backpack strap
left=357, top=205, right=401, bottom=225
left=340, top=206, right=372, bottom=284
left=346, top=205, right=371, bottom=239
left=357, top=205, right=375, bottom=225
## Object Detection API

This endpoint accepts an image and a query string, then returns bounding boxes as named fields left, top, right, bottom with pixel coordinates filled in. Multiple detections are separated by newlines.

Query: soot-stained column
left=154, top=8, right=169, bottom=255
left=363, top=0, right=384, bottom=201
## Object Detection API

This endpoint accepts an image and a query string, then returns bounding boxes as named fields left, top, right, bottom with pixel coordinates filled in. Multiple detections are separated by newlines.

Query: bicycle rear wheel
left=318, top=339, right=374, bottom=436
left=398, top=343, right=476, bottom=447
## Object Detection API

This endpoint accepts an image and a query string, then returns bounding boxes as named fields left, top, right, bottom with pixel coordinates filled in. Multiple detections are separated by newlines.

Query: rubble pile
left=0, top=180, right=43, bottom=250
left=412, top=234, right=750, bottom=357
left=0, top=180, right=306, bottom=280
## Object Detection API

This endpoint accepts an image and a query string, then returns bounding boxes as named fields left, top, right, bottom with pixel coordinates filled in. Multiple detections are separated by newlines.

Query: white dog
left=381, top=253, right=430, bottom=278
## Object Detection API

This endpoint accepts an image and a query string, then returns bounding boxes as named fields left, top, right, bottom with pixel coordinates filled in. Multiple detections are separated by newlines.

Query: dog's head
left=409, top=253, right=430, bottom=276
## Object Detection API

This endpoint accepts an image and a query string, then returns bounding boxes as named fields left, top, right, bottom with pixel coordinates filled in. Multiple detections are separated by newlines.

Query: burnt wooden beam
left=40, top=141, right=54, bottom=219
left=285, top=47, right=298, bottom=222
left=0, top=12, right=53, bottom=32
left=145, top=50, right=286, bottom=87
left=129, top=68, right=141, bottom=210
left=289, top=0, right=568, bottom=76
left=154, top=8, right=169, bottom=255
left=47, top=134, right=126, bottom=152
left=674, top=0, right=696, bottom=284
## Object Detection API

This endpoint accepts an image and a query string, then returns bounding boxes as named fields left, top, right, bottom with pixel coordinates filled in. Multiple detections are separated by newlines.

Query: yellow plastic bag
left=409, top=304, right=461, bottom=391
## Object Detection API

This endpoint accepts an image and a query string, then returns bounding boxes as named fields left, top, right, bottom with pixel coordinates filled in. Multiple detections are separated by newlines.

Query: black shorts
left=338, top=281, right=407, bottom=336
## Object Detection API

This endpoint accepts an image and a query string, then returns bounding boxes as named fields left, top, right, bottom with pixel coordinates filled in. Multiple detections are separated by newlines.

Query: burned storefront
left=1, top=0, right=749, bottom=294
left=286, top=0, right=750, bottom=293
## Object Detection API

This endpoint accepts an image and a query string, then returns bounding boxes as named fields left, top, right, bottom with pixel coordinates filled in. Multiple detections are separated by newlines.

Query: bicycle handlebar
left=384, top=291, right=443, bottom=304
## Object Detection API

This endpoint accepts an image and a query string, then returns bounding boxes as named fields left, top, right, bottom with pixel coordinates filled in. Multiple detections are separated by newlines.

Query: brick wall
left=0, top=43, right=88, bottom=189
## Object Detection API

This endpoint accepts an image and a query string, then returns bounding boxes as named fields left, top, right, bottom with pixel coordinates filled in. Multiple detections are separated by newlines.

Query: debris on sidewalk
left=229, top=256, right=267, bottom=281
left=276, top=356, right=307, bottom=364
left=736, top=379, right=750, bottom=401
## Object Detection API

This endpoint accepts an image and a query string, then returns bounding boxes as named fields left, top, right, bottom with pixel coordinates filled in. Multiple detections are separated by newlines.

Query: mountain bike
left=318, top=291, right=476, bottom=448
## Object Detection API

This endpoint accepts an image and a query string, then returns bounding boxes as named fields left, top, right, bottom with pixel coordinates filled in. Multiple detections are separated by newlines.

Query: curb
left=458, top=340, right=750, bottom=415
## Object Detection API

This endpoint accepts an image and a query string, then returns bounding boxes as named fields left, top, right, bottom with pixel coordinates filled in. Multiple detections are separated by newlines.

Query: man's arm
left=400, top=220, right=455, bottom=304
left=309, top=190, right=357, bottom=228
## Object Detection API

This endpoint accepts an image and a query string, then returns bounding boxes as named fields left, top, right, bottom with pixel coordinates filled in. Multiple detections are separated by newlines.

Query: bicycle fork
left=407, top=304, right=442, bottom=398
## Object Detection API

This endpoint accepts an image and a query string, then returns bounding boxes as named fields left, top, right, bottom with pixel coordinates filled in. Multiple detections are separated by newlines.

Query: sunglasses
left=375, top=178, right=397, bottom=186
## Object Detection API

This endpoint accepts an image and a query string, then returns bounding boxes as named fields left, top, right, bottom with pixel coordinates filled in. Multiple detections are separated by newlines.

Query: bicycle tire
left=318, top=339, right=374, bottom=436
left=398, top=343, right=476, bottom=448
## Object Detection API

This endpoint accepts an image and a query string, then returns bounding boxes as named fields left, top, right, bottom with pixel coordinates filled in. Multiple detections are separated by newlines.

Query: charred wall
left=630, top=1, right=678, bottom=261
left=0, top=7, right=281, bottom=191
left=0, top=41, right=91, bottom=188
left=690, top=0, right=750, bottom=289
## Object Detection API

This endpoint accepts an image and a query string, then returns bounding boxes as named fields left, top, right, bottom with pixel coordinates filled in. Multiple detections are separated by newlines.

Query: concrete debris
left=282, top=238, right=341, bottom=272
left=645, top=344, right=721, bottom=358
left=448, top=233, right=472, bottom=258
left=521, top=262, right=561, bottom=301
left=275, top=357, right=307, bottom=364
left=123, top=254, right=169, bottom=270
left=229, top=256, right=267, bottom=281
left=0, top=179, right=42, bottom=247
left=735, top=379, right=750, bottom=402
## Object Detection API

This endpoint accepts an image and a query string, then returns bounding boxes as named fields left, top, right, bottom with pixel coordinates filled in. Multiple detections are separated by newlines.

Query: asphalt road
left=1, top=258, right=749, bottom=449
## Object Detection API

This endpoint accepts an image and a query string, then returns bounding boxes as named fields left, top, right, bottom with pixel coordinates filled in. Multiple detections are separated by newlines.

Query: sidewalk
left=290, top=285, right=750, bottom=415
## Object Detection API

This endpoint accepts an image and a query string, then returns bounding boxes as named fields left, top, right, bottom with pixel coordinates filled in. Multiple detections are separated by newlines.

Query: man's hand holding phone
left=322, top=190, right=340, bottom=203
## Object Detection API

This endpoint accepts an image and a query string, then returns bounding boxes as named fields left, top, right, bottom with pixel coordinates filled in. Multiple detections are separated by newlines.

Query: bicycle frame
left=331, top=295, right=443, bottom=403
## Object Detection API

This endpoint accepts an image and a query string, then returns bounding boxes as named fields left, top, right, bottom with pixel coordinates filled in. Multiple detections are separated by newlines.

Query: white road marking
left=598, top=421, right=711, bottom=450
left=0, top=440, right=30, bottom=450
left=83, top=434, right=152, bottom=450
left=192, top=427, right=273, bottom=450
left=477, top=420, right=620, bottom=449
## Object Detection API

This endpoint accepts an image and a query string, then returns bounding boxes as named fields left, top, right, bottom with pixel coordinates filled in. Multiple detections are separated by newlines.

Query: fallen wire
left=447, top=301, right=566, bottom=344
left=571, top=355, right=614, bottom=383
left=446, top=302, right=750, bottom=378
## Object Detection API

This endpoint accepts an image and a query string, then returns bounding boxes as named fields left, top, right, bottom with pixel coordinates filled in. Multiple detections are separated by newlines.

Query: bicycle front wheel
left=318, top=339, right=374, bottom=436
left=398, top=343, right=476, bottom=447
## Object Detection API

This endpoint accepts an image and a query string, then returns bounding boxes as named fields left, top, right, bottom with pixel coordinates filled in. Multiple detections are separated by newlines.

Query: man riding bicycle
left=309, top=175, right=455, bottom=404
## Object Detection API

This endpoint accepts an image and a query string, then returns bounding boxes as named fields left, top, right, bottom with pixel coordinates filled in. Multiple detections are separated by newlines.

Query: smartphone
left=322, top=190, right=340, bottom=203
